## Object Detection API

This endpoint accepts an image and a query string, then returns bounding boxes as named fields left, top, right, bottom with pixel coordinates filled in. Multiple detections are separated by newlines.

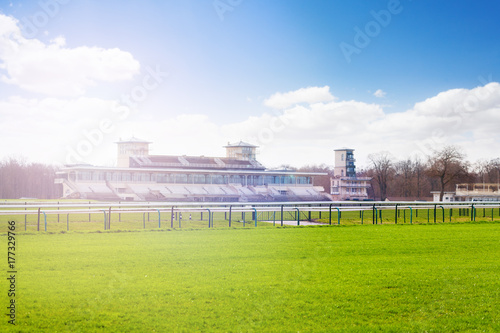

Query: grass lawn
left=1, top=223, right=499, bottom=332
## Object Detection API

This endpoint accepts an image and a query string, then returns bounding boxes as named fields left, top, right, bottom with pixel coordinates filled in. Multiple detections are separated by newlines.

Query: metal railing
left=1, top=201, right=499, bottom=232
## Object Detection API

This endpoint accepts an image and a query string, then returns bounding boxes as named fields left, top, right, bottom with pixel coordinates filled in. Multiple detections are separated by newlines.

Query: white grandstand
left=55, top=138, right=328, bottom=202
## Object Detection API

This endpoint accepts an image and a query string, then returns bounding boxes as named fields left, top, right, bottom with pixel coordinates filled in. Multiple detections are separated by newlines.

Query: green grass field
left=1, top=222, right=499, bottom=332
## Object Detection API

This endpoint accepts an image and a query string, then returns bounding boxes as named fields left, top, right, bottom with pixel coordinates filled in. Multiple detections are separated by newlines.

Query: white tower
left=116, top=137, right=151, bottom=167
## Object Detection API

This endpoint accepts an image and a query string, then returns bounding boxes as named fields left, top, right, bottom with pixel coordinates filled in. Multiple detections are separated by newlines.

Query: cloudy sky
left=0, top=0, right=499, bottom=169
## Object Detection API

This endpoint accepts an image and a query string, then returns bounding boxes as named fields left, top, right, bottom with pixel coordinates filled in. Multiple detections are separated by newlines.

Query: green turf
left=1, top=223, right=499, bottom=332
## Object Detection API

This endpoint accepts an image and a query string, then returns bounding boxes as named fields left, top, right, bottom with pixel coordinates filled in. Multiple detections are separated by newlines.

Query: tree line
left=295, top=145, right=499, bottom=201
left=1, top=145, right=499, bottom=200
left=0, top=157, right=61, bottom=199
left=364, top=145, right=500, bottom=201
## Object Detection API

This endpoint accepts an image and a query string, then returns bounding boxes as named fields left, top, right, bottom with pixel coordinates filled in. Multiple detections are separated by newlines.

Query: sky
left=0, top=0, right=499, bottom=169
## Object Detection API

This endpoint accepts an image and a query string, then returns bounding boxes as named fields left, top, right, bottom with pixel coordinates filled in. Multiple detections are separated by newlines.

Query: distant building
left=116, top=137, right=151, bottom=168
left=224, top=141, right=257, bottom=161
left=55, top=138, right=329, bottom=202
left=330, top=148, right=371, bottom=201
left=432, top=183, right=500, bottom=202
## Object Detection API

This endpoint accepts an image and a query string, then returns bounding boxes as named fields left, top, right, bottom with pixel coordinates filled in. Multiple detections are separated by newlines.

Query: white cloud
left=264, top=86, right=335, bottom=109
left=0, top=14, right=140, bottom=97
left=373, top=89, right=386, bottom=98
left=1, top=84, right=499, bottom=169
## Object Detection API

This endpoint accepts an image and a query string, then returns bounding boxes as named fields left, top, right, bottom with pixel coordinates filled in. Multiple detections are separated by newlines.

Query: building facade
left=56, top=138, right=328, bottom=202
left=330, top=148, right=371, bottom=201
left=432, top=183, right=500, bottom=202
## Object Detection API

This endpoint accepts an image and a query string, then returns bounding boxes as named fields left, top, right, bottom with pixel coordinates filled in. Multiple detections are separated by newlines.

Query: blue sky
left=0, top=0, right=499, bottom=168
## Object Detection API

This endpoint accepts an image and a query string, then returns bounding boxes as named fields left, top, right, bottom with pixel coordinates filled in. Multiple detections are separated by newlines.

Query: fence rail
left=1, top=201, right=499, bottom=232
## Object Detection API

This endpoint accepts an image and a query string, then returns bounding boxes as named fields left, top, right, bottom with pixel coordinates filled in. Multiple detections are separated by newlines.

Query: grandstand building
left=55, top=138, right=328, bottom=202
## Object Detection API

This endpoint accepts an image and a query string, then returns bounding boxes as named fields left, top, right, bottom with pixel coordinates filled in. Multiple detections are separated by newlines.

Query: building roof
left=224, top=141, right=258, bottom=148
left=128, top=154, right=266, bottom=171
left=115, top=136, right=151, bottom=144
left=57, top=164, right=327, bottom=176
left=334, top=147, right=354, bottom=151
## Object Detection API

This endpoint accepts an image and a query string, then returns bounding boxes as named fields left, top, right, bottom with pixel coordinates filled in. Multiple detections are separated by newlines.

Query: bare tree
left=368, top=152, right=393, bottom=201
left=0, top=157, right=61, bottom=199
left=426, top=145, right=466, bottom=201
left=394, top=159, right=414, bottom=197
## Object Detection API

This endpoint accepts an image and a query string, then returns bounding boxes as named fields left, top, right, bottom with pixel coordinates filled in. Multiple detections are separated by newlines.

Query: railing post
left=171, top=207, right=174, bottom=228
left=157, top=209, right=161, bottom=228
left=281, top=205, right=284, bottom=226
left=336, top=207, right=340, bottom=225
left=206, top=209, right=211, bottom=228
left=295, top=208, right=300, bottom=226
left=37, top=207, right=41, bottom=231
left=372, top=204, right=375, bottom=224
left=108, top=207, right=112, bottom=230
left=229, top=205, right=232, bottom=227
left=329, top=204, right=332, bottom=225
left=253, top=208, right=258, bottom=227
left=395, top=204, right=398, bottom=224
left=42, top=211, right=47, bottom=231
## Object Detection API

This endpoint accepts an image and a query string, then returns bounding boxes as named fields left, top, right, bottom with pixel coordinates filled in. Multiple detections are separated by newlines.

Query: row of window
left=71, top=171, right=312, bottom=186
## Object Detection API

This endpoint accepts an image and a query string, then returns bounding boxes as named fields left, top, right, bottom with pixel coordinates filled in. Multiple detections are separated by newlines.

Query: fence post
left=42, top=211, right=47, bottom=231
left=108, top=207, right=112, bottom=230
left=439, top=205, right=445, bottom=223
left=206, top=209, right=211, bottom=228
left=329, top=204, right=332, bottom=225
left=281, top=205, right=284, bottom=226
left=395, top=204, right=398, bottom=224
left=37, top=207, right=41, bottom=231
left=171, top=207, right=174, bottom=228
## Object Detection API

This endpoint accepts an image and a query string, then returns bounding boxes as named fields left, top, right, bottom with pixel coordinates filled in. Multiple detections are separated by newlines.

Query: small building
left=330, top=148, right=371, bottom=200
left=224, top=141, right=257, bottom=161
left=431, top=191, right=457, bottom=202
left=432, top=183, right=500, bottom=202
